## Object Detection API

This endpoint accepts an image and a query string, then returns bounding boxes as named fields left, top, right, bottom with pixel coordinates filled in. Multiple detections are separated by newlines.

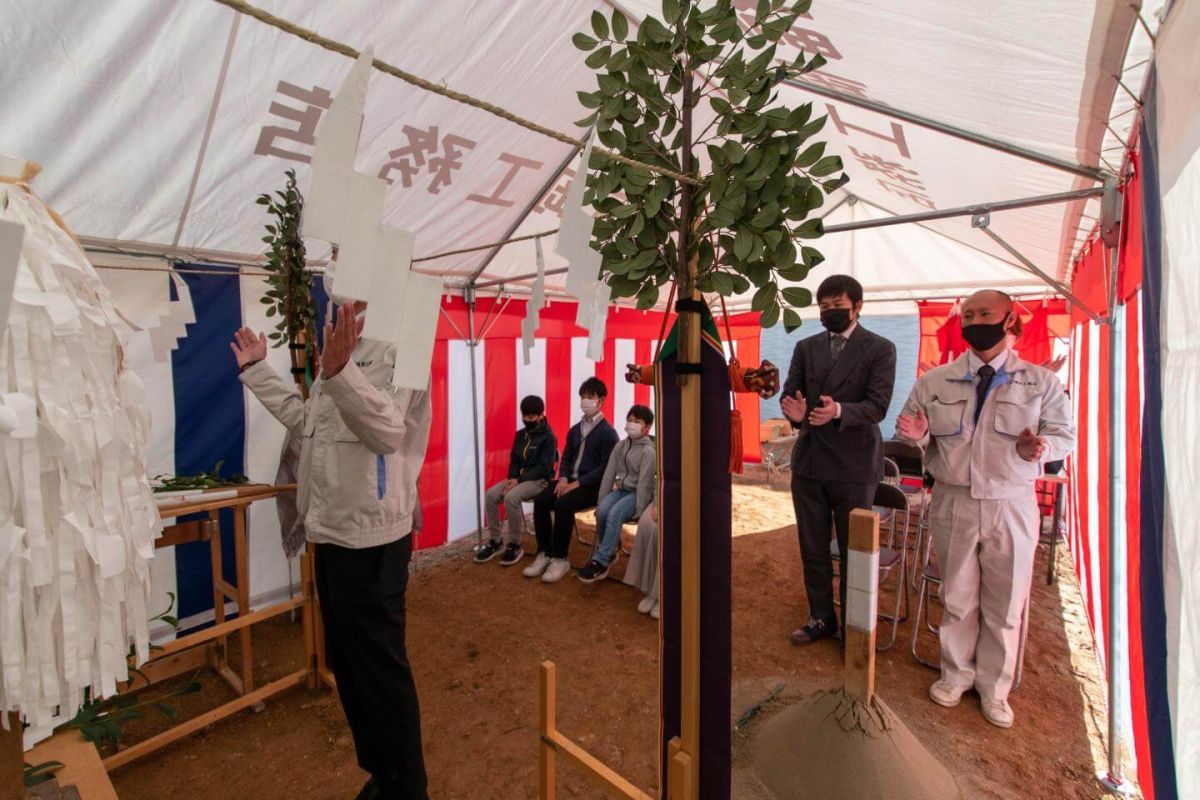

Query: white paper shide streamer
left=304, top=46, right=430, bottom=390
left=0, top=159, right=162, bottom=727
left=555, top=131, right=610, bottom=360
left=522, top=237, right=547, bottom=365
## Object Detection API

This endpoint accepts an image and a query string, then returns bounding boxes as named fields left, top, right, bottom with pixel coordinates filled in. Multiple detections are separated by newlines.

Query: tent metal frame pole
left=465, top=288, right=485, bottom=551
left=1099, top=244, right=1136, bottom=796
left=972, top=218, right=1106, bottom=324
left=784, top=78, right=1108, bottom=182
left=474, top=194, right=852, bottom=290
left=465, top=132, right=592, bottom=287
left=173, top=12, right=241, bottom=247
left=823, top=187, right=1105, bottom=235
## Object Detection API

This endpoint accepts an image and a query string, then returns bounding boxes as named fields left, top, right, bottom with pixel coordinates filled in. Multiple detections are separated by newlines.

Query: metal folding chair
left=910, top=549, right=1031, bottom=692
left=832, top=482, right=912, bottom=650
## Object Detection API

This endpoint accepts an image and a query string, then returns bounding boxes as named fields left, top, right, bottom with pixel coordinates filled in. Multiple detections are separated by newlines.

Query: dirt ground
left=109, top=482, right=1121, bottom=800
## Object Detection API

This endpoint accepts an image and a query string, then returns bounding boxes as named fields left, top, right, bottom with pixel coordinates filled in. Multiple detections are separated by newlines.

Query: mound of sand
left=735, top=687, right=962, bottom=800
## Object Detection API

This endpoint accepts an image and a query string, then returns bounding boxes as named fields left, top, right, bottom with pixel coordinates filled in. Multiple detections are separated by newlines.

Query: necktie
left=830, top=334, right=846, bottom=363
left=973, top=365, right=996, bottom=426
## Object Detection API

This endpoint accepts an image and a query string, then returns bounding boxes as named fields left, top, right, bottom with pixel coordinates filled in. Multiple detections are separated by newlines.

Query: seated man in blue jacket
left=475, top=395, right=557, bottom=566
left=525, top=378, right=619, bottom=584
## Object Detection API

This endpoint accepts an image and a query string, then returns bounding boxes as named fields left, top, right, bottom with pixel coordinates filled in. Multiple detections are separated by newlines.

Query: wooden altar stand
left=102, top=484, right=319, bottom=771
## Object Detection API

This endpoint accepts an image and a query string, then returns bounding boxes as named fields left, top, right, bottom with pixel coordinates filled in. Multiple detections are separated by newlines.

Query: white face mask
left=581, top=398, right=600, bottom=416
left=625, top=422, right=645, bottom=439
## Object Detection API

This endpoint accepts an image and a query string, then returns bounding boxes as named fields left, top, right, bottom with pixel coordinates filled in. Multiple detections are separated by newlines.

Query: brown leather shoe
left=790, top=617, right=838, bottom=646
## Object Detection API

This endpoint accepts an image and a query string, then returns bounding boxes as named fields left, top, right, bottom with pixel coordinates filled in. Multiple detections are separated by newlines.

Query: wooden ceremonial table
left=101, top=483, right=317, bottom=772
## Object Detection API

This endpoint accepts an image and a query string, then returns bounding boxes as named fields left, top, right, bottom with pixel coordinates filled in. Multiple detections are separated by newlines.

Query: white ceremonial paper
left=331, top=173, right=388, bottom=303
left=361, top=227, right=415, bottom=345
left=555, top=131, right=604, bottom=303
left=390, top=272, right=442, bottom=390
left=149, top=273, right=195, bottom=362
left=1, top=392, right=37, bottom=439
left=303, top=158, right=354, bottom=244
left=0, top=218, right=23, bottom=344
left=554, top=130, right=595, bottom=259
left=301, top=46, right=374, bottom=243
left=565, top=246, right=602, bottom=307
left=522, top=237, right=546, bottom=365
left=96, top=534, right=126, bottom=579
left=585, top=282, right=611, bottom=362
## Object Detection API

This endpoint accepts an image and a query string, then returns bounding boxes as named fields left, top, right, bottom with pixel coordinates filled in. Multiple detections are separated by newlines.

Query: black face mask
left=961, top=318, right=1009, bottom=351
left=820, top=308, right=852, bottom=334
left=524, top=419, right=540, bottom=431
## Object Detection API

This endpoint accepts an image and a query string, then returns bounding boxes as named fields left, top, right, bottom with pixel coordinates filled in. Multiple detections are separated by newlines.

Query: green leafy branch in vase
left=257, top=169, right=318, bottom=395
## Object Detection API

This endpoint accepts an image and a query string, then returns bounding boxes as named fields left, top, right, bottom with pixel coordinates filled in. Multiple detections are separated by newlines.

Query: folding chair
left=832, top=482, right=912, bottom=651
left=910, top=550, right=1031, bottom=692
left=883, top=456, right=901, bottom=486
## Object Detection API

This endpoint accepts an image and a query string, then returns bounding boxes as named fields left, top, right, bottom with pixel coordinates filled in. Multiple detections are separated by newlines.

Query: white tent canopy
left=0, top=0, right=1157, bottom=306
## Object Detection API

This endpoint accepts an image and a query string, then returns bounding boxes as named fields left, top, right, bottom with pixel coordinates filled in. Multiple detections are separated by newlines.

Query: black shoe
left=789, top=617, right=838, bottom=646
left=499, top=543, right=525, bottom=566
left=474, top=540, right=503, bottom=563
left=577, top=559, right=610, bottom=584
left=354, top=778, right=381, bottom=800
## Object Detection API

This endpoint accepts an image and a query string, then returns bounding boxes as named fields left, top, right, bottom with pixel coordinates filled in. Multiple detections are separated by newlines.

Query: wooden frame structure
left=538, top=662, right=654, bottom=800
left=102, top=484, right=320, bottom=772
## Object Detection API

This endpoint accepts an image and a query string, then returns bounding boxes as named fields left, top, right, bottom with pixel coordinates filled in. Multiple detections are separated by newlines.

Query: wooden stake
left=673, top=28, right=702, bottom=797
left=667, top=737, right=694, bottom=800
left=301, top=547, right=317, bottom=690
left=844, top=509, right=881, bottom=704
left=539, top=662, right=556, bottom=800
left=1, top=713, right=22, bottom=800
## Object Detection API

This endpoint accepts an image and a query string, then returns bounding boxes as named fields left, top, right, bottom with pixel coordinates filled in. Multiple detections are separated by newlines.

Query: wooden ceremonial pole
left=844, top=509, right=881, bottom=703
left=667, top=38, right=702, bottom=798
left=1, top=714, right=21, bottom=800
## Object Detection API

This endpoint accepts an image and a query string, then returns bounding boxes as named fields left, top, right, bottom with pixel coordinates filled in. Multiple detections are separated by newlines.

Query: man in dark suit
left=781, top=275, right=896, bottom=645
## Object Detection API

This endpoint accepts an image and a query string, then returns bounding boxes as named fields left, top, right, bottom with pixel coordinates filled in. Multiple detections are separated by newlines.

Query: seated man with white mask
left=526, top=378, right=619, bottom=584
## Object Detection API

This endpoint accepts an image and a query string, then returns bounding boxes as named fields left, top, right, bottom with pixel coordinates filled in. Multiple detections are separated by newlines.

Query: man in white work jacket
left=897, top=290, right=1074, bottom=728
left=232, top=302, right=431, bottom=800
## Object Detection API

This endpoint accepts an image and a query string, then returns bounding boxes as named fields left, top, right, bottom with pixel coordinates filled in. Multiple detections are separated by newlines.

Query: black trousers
left=790, top=475, right=875, bottom=626
left=533, top=483, right=599, bottom=559
left=314, top=536, right=428, bottom=800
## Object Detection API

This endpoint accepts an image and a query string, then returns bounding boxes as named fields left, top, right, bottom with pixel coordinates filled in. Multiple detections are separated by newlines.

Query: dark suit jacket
left=782, top=324, right=897, bottom=484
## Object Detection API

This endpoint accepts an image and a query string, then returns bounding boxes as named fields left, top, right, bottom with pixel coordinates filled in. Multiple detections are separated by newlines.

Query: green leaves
left=585, top=45, right=613, bottom=69
left=570, top=0, right=845, bottom=329
left=781, top=286, right=812, bottom=307
left=612, top=10, right=630, bottom=41
left=591, top=10, right=609, bottom=39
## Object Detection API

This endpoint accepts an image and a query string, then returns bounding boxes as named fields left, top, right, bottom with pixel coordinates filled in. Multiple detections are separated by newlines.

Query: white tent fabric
left=1154, top=0, right=1200, bottom=793
left=0, top=0, right=1156, bottom=306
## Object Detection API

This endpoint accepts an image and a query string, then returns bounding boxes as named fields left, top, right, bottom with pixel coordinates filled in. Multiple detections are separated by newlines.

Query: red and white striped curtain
left=417, top=297, right=763, bottom=550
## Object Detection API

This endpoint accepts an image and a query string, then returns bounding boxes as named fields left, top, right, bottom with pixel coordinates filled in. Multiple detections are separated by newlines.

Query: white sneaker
left=541, top=558, right=571, bottom=584
left=637, top=595, right=656, bottom=614
left=928, top=679, right=966, bottom=708
left=980, top=698, right=1014, bottom=728
left=523, top=553, right=552, bottom=578
left=650, top=601, right=660, bottom=620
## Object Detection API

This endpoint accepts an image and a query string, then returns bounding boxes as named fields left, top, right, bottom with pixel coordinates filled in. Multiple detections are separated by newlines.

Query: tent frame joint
left=970, top=214, right=1108, bottom=325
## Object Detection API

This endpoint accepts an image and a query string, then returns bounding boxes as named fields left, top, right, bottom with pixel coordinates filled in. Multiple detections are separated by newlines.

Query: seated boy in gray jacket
left=578, top=405, right=657, bottom=583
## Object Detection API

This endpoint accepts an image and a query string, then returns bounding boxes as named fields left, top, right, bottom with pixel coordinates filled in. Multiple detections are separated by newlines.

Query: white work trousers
left=929, top=484, right=1039, bottom=702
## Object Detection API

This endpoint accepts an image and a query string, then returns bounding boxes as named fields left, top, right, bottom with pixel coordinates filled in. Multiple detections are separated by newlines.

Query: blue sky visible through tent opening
left=759, top=314, right=919, bottom=438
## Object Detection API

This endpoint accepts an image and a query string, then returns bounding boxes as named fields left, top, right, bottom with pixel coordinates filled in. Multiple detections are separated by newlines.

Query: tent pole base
left=1096, top=770, right=1137, bottom=796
